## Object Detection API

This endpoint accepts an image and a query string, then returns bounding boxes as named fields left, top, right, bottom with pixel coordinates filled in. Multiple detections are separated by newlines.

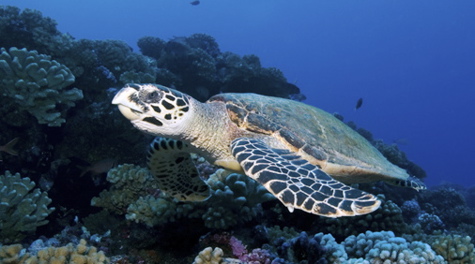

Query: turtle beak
left=112, top=87, right=143, bottom=121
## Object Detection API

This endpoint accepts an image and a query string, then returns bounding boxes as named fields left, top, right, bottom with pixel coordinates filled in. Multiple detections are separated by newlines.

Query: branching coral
left=94, top=167, right=274, bottom=230
left=342, top=231, right=445, bottom=263
left=372, top=139, right=426, bottom=180
left=192, top=247, right=225, bottom=264
left=274, top=231, right=327, bottom=264
left=419, top=187, right=475, bottom=231
left=310, top=195, right=408, bottom=240
left=126, top=170, right=274, bottom=229
left=136, top=34, right=302, bottom=102
left=0, top=239, right=109, bottom=264
left=199, top=170, right=275, bottom=229
left=428, top=234, right=475, bottom=264
left=0, top=47, right=83, bottom=126
left=0, top=6, right=73, bottom=58
left=91, top=164, right=160, bottom=214
left=0, top=171, right=55, bottom=244
left=125, top=194, right=194, bottom=227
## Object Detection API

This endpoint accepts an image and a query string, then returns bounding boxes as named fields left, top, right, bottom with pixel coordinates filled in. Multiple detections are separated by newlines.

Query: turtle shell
left=208, top=93, right=409, bottom=184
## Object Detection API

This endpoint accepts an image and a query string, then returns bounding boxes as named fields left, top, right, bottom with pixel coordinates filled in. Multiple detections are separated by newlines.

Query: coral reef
left=342, top=116, right=426, bottom=182
left=0, top=47, right=83, bottom=126
left=428, top=234, right=475, bottom=264
left=343, top=231, right=445, bottom=263
left=200, top=170, right=275, bottom=229
left=94, top=168, right=274, bottom=230
left=137, top=34, right=302, bottom=101
left=0, top=6, right=73, bottom=59
left=305, top=195, right=409, bottom=241
left=91, top=164, right=160, bottom=214
left=419, top=187, right=475, bottom=230
left=0, top=171, right=54, bottom=243
left=192, top=247, right=225, bottom=264
left=273, top=231, right=327, bottom=263
left=0, top=239, right=108, bottom=264
left=3, top=5, right=475, bottom=264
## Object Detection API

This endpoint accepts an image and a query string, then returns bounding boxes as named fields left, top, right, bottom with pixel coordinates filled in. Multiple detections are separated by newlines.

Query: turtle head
left=112, top=83, right=194, bottom=137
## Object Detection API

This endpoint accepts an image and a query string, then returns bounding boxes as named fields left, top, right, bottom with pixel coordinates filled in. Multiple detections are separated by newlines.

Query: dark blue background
left=3, top=0, right=474, bottom=187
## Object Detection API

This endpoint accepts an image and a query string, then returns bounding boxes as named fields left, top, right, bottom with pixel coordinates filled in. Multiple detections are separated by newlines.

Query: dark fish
left=0, top=137, right=19, bottom=156
left=355, top=98, right=363, bottom=110
left=190, top=0, right=200, bottom=5
left=79, top=158, right=118, bottom=177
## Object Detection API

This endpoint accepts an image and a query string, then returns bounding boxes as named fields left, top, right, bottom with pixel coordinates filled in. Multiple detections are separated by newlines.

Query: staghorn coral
left=0, top=47, right=83, bottom=127
left=0, top=171, right=55, bottom=244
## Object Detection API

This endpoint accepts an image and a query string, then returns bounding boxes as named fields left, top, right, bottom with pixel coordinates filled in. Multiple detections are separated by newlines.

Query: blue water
left=4, top=0, right=475, bottom=187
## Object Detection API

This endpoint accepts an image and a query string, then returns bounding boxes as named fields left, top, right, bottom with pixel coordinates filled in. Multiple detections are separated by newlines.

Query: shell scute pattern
left=210, top=92, right=407, bottom=181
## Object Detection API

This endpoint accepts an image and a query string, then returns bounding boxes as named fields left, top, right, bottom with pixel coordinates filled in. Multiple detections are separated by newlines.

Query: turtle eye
left=145, top=90, right=161, bottom=103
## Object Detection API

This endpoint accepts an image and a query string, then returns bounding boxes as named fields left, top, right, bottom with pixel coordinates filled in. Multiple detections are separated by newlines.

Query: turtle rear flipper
left=147, top=137, right=210, bottom=201
left=231, top=138, right=381, bottom=217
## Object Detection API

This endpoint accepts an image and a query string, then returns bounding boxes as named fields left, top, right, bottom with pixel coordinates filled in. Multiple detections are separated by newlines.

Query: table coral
left=0, top=47, right=83, bottom=126
left=0, top=171, right=55, bottom=243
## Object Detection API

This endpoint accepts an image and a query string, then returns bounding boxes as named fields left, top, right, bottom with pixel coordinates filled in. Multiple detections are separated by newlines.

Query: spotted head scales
left=112, top=83, right=425, bottom=218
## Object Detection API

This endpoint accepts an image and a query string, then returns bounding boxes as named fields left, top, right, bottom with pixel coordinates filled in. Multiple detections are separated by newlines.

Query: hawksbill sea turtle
left=112, top=83, right=425, bottom=218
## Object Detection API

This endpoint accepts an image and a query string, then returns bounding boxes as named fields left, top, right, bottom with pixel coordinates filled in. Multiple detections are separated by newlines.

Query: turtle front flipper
left=147, top=137, right=210, bottom=201
left=231, top=138, right=381, bottom=217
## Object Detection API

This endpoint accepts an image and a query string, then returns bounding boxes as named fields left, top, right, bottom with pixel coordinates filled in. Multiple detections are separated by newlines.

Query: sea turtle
left=112, top=83, right=425, bottom=217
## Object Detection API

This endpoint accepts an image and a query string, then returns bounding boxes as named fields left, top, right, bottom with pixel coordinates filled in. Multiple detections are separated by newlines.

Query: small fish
left=190, top=0, right=200, bottom=5
left=355, top=98, right=363, bottom=110
left=0, top=137, right=19, bottom=156
left=392, top=138, right=409, bottom=146
left=79, top=158, right=118, bottom=177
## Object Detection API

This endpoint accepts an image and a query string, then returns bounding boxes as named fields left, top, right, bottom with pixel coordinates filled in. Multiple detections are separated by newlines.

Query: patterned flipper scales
left=231, top=138, right=381, bottom=217
left=147, top=137, right=210, bottom=201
